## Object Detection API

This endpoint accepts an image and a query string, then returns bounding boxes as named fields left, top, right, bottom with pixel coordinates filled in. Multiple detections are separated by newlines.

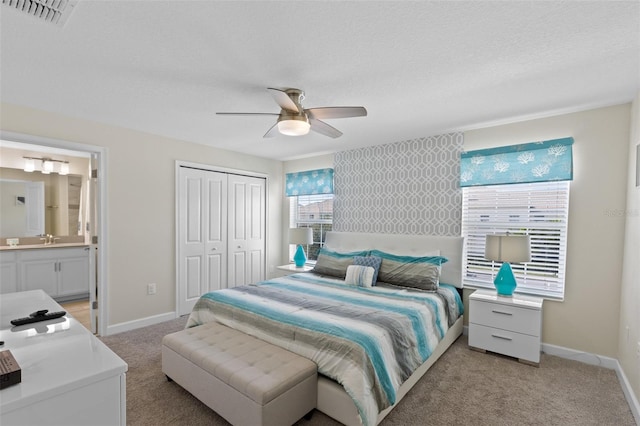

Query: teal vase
left=494, top=262, right=517, bottom=296
left=293, top=245, right=307, bottom=268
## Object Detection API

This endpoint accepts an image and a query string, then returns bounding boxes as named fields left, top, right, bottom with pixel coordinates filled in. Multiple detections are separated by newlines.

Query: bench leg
left=165, top=375, right=173, bottom=382
left=303, top=410, right=314, bottom=420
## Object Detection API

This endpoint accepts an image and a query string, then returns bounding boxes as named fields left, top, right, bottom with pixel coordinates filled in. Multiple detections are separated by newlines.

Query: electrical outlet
left=147, top=283, right=157, bottom=295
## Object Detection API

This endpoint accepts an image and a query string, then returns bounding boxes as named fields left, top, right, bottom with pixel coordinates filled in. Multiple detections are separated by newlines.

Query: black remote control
left=11, top=310, right=66, bottom=326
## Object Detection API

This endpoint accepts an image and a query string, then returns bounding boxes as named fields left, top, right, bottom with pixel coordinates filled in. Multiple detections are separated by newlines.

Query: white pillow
left=345, top=265, right=375, bottom=288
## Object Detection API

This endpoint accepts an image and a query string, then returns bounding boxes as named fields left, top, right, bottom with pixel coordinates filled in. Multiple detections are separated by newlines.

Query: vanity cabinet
left=0, top=251, right=19, bottom=293
left=0, top=246, right=90, bottom=300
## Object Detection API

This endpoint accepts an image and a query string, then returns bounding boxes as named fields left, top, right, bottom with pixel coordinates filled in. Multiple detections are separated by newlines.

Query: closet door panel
left=178, top=166, right=265, bottom=314
left=178, top=167, right=227, bottom=315
left=185, top=256, right=202, bottom=300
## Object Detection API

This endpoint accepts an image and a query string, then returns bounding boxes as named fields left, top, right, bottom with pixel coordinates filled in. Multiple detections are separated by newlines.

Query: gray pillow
left=312, top=248, right=369, bottom=278
left=369, top=250, right=448, bottom=292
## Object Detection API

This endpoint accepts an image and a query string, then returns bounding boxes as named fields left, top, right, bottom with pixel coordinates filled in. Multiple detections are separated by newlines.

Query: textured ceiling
left=1, top=1, right=639, bottom=160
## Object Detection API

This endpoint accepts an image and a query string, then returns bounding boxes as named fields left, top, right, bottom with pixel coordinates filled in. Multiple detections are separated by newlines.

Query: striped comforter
left=186, top=273, right=463, bottom=426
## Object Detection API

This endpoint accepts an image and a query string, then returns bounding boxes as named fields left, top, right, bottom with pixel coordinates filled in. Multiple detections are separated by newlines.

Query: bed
left=186, top=232, right=464, bottom=426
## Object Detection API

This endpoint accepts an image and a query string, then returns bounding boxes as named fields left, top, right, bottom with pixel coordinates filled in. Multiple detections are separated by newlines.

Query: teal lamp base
left=494, top=262, right=517, bottom=296
left=293, top=244, right=307, bottom=268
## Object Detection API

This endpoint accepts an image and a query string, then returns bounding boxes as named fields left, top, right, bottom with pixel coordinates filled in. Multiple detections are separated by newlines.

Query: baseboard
left=542, top=343, right=638, bottom=423
left=105, top=311, right=177, bottom=336
left=463, top=326, right=639, bottom=422
left=541, top=342, right=619, bottom=369
left=614, top=359, right=640, bottom=425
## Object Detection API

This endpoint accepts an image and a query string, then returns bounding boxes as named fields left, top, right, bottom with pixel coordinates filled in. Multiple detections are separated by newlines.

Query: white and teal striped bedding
left=186, top=273, right=463, bottom=426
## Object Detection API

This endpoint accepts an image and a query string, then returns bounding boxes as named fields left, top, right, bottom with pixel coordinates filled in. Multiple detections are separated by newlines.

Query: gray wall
left=334, top=132, right=463, bottom=236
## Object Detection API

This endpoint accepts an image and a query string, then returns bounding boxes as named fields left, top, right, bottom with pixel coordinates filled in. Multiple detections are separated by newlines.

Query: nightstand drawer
left=470, top=299, right=541, bottom=336
left=468, top=323, right=541, bottom=363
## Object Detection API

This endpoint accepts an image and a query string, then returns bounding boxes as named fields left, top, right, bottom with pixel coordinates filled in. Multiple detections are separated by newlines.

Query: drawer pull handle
left=491, top=334, right=513, bottom=341
left=491, top=310, right=513, bottom=316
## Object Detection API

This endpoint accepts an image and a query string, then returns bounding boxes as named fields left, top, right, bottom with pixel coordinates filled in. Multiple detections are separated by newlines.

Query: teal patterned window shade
left=285, top=168, right=334, bottom=196
left=460, top=137, right=574, bottom=187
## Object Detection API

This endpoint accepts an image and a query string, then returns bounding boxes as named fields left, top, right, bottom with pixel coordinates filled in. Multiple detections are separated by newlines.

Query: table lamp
left=289, top=228, right=313, bottom=267
left=485, top=234, right=531, bottom=296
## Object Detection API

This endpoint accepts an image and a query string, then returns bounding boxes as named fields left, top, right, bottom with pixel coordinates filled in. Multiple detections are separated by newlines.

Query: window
left=461, top=181, right=570, bottom=299
left=290, top=193, right=333, bottom=262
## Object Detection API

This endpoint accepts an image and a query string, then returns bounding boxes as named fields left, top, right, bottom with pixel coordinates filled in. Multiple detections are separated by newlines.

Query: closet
left=177, top=165, right=266, bottom=316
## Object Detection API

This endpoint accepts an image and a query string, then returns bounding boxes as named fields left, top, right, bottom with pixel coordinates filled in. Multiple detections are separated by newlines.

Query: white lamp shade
left=24, top=158, right=35, bottom=172
left=42, top=160, right=53, bottom=174
left=289, top=227, right=313, bottom=245
left=278, top=119, right=310, bottom=136
left=485, top=234, right=531, bottom=263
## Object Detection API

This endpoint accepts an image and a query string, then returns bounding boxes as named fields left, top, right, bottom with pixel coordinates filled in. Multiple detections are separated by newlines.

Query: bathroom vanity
left=0, top=243, right=91, bottom=301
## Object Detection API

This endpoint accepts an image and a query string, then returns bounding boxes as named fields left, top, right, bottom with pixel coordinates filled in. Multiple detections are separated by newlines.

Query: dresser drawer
left=470, top=299, right=541, bottom=336
left=468, top=323, right=541, bottom=363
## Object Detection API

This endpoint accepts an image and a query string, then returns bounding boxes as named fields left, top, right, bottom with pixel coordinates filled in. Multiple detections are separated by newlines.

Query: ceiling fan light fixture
left=277, top=116, right=310, bottom=136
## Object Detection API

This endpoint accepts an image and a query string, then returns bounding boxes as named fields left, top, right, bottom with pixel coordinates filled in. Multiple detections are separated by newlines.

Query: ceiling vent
left=2, top=0, right=79, bottom=27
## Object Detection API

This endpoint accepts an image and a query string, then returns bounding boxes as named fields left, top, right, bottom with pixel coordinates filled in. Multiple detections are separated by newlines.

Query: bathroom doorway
left=0, top=131, right=107, bottom=335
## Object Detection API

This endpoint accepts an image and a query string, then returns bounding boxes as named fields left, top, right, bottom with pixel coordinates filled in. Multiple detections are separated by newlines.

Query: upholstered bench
left=161, top=322, right=317, bottom=426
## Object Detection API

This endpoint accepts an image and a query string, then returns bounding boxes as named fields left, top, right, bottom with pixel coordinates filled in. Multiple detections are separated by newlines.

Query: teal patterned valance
left=285, top=168, right=334, bottom=196
left=460, top=137, right=574, bottom=187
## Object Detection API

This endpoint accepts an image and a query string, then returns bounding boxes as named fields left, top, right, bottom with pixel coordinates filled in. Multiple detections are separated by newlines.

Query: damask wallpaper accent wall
left=333, top=132, right=464, bottom=236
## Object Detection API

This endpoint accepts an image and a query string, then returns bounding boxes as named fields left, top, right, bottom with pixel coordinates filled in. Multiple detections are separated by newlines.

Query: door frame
left=175, top=160, right=269, bottom=317
left=0, top=131, right=108, bottom=336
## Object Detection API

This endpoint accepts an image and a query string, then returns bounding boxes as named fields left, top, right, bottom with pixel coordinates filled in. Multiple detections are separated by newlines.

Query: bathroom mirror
left=0, top=141, right=92, bottom=239
left=0, top=168, right=85, bottom=237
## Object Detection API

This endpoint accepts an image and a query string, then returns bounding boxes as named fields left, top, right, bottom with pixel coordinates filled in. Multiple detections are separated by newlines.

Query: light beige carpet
left=100, top=316, right=636, bottom=426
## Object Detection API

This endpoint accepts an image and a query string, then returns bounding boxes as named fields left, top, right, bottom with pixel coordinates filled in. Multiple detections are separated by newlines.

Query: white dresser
left=468, top=289, right=543, bottom=365
left=0, top=290, right=127, bottom=425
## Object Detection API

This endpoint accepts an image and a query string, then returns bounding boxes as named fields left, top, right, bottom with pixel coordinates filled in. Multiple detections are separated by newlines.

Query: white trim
left=106, top=311, right=177, bottom=336
left=464, top=326, right=639, bottom=422
left=542, top=343, right=639, bottom=423
left=176, top=160, right=269, bottom=180
left=541, top=342, right=618, bottom=369
left=0, top=131, right=109, bottom=336
left=616, top=360, right=640, bottom=425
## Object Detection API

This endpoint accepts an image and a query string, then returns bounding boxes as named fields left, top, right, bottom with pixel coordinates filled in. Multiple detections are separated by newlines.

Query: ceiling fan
left=216, top=88, right=367, bottom=138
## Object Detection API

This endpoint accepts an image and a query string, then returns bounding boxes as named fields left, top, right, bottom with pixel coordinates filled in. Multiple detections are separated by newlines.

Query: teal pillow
left=353, top=255, right=382, bottom=285
left=312, top=248, right=369, bottom=278
left=369, top=250, right=448, bottom=292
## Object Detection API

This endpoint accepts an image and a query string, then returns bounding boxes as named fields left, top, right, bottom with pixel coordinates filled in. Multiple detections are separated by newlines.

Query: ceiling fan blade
left=216, top=112, right=279, bottom=116
left=309, top=118, right=343, bottom=138
left=306, top=106, right=367, bottom=120
left=267, top=88, right=301, bottom=113
left=263, top=123, right=279, bottom=138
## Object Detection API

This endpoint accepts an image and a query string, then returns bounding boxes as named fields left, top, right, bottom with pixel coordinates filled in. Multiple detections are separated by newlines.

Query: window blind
left=461, top=181, right=570, bottom=299
left=290, top=193, right=334, bottom=261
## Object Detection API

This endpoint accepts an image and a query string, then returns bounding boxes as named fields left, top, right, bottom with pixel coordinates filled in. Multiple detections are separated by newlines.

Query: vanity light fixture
left=42, top=160, right=54, bottom=174
left=23, top=158, right=36, bottom=172
left=59, top=162, right=69, bottom=175
left=23, top=157, right=70, bottom=175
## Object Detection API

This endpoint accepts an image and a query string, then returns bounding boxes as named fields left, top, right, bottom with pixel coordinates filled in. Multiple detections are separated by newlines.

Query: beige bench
left=161, top=322, right=317, bottom=426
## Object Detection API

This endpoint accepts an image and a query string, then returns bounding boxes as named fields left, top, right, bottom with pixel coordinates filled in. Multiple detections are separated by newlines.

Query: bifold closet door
left=178, top=167, right=227, bottom=316
left=227, top=174, right=266, bottom=288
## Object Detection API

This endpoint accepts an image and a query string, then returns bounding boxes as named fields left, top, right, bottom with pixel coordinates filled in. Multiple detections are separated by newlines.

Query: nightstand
left=276, top=264, right=313, bottom=275
left=468, top=289, right=543, bottom=366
